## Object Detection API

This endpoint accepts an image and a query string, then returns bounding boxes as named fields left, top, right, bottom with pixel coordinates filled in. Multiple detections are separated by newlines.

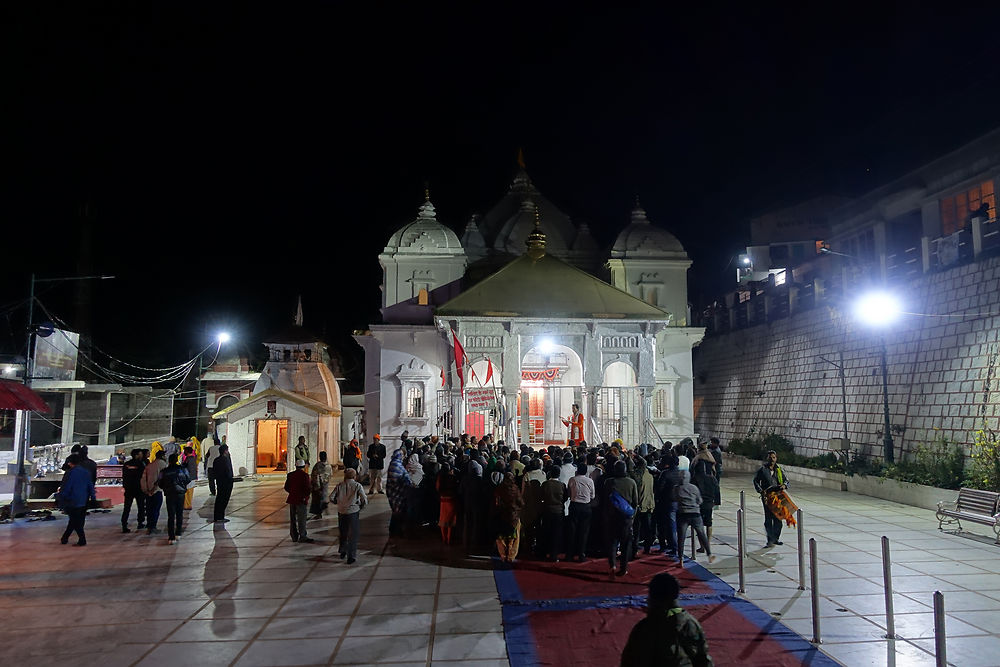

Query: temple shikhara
left=354, top=165, right=705, bottom=451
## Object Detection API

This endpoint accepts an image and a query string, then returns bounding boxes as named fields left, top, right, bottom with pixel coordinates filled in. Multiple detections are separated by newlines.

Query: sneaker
left=300, top=538, right=315, bottom=543
left=168, top=539, right=175, bottom=545
left=346, top=557, right=356, bottom=564
left=121, top=527, right=132, bottom=534
left=616, top=568, right=629, bottom=577
left=74, top=541, right=87, bottom=547
left=774, top=541, right=783, bottom=545
left=60, top=537, right=69, bottom=545
left=696, top=547, right=705, bottom=553
left=709, top=555, right=717, bottom=563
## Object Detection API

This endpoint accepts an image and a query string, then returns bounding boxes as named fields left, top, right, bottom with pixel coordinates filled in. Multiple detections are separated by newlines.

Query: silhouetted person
left=213, top=444, right=234, bottom=522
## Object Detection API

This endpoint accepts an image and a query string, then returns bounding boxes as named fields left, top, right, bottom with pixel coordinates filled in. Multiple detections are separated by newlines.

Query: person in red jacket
left=284, top=459, right=313, bottom=543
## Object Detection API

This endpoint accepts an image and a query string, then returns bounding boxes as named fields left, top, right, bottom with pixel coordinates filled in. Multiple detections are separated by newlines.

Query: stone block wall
left=694, top=255, right=1000, bottom=460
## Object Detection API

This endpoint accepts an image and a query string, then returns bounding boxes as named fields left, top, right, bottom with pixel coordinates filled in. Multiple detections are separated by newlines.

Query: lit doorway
left=255, top=419, right=288, bottom=472
left=518, top=342, right=583, bottom=448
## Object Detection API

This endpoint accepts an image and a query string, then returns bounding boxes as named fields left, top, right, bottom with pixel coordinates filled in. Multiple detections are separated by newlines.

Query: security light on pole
left=854, top=290, right=901, bottom=463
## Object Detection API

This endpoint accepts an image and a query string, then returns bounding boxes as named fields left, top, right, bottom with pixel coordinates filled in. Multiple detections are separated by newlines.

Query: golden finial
left=424, top=181, right=430, bottom=202
left=526, top=204, right=546, bottom=260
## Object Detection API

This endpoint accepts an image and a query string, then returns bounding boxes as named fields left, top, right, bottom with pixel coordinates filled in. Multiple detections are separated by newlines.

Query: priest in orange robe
left=561, top=403, right=584, bottom=446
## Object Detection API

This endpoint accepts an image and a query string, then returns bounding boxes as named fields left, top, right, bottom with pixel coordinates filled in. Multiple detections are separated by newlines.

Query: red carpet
left=496, top=552, right=838, bottom=667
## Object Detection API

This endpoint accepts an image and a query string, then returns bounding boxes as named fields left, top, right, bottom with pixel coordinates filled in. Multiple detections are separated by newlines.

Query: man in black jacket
left=753, top=450, right=789, bottom=547
left=120, top=449, right=146, bottom=533
left=213, top=444, right=235, bottom=523
left=367, top=435, right=386, bottom=494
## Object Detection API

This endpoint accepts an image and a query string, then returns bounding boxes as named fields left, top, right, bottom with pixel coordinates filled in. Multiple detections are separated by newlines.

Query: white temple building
left=354, top=167, right=704, bottom=451
left=212, top=307, right=342, bottom=475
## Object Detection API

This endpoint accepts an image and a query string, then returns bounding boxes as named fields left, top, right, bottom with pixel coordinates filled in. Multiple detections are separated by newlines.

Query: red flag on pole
left=451, top=328, right=466, bottom=392
left=440, top=366, right=446, bottom=387
left=484, top=357, right=493, bottom=385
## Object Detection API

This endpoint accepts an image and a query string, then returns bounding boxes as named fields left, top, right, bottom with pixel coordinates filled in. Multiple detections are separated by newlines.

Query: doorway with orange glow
left=255, top=419, right=288, bottom=472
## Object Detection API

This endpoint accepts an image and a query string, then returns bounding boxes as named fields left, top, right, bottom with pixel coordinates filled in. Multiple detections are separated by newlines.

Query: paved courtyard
left=1, top=470, right=999, bottom=666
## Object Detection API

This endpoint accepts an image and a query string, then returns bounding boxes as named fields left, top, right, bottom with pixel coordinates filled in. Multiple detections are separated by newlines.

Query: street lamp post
left=854, top=291, right=900, bottom=464
left=13, top=273, right=114, bottom=517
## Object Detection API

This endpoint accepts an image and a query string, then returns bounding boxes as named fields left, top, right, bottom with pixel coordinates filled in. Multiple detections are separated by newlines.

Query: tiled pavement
left=2, top=470, right=1000, bottom=666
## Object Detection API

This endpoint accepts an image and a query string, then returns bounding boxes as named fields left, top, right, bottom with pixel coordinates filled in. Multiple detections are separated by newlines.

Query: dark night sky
left=4, top=3, right=1000, bottom=372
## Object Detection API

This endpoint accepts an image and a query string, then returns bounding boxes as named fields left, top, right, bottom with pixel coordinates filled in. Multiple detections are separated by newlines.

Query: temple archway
left=518, top=343, right=583, bottom=448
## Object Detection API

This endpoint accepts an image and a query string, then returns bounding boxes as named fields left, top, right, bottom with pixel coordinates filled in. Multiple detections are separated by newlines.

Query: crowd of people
left=370, top=432, right=727, bottom=576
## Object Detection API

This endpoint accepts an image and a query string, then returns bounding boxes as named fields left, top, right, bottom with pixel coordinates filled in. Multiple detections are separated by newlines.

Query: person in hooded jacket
left=158, top=452, right=190, bottom=545
left=121, top=449, right=146, bottom=533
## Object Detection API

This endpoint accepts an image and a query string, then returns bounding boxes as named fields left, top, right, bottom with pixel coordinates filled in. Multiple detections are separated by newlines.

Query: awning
left=0, top=379, right=51, bottom=412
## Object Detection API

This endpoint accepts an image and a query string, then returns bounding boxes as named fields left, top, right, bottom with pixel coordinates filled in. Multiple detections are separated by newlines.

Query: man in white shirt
left=567, top=464, right=596, bottom=562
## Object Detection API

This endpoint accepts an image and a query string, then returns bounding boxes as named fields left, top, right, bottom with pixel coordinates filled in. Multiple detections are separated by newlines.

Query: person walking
left=753, top=450, right=789, bottom=547
left=386, top=448, right=413, bottom=537
left=182, top=445, right=198, bottom=510
left=567, top=463, right=596, bottom=562
left=120, top=449, right=146, bottom=533
left=367, top=434, right=386, bottom=494
left=204, top=436, right=221, bottom=496
left=57, top=454, right=96, bottom=546
left=284, top=459, right=313, bottom=543
left=213, top=444, right=234, bottom=523
left=675, top=471, right=714, bottom=563
left=310, top=451, right=333, bottom=519
left=621, top=572, right=714, bottom=666
left=142, top=450, right=167, bottom=534
left=159, top=452, right=190, bottom=545
left=331, top=468, right=368, bottom=563
left=437, top=463, right=460, bottom=545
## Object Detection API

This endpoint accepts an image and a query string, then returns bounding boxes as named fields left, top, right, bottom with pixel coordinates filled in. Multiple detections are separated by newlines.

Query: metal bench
left=937, top=488, right=1000, bottom=543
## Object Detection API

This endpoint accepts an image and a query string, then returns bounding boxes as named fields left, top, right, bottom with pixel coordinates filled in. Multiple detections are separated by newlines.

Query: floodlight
left=538, top=337, right=555, bottom=354
left=217, top=332, right=232, bottom=344
left=854, top=291, right=901, bottom=327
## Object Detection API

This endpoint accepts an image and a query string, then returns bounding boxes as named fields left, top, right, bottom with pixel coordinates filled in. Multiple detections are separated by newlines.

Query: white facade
left=355, top=168, right=704, bottom=451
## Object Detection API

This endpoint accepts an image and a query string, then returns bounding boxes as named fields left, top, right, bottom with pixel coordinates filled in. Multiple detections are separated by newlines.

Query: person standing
left=159, top=452, right=190, bottom=545
left=78, top=445, right=98, bottom=485
left=561, top=403, right=584, bottom=446
left=57, top=454, right=96, bottom=546
left=294, top=435, right=311, bottom=467
left=182, top=445, right=199, bottom=510
left=632, top=457, right=656, bottom=556
left=204, top=436, right=221, bottom=496
left=213, top=444, right=234, bottom=523
left=437, top=463, right=460, bottom=545
left=692, top=442, right=721, bottom=554
left=708, top=437, right=724, bottom=479
left=142, top=450, right=167, bottom=535
left=343, top=438, right=362, bottom=472
left=675, top=472, right=714, bottom=563
left=604, top=460, right=638, bottom=577
left=120, top=449, right=146, bottom=533
left=621, top=572, right=714, bottom=666
left=284, top=459, right=313, bottom=543
left=753, top=450, right=788, bottom=547
left=567, top=463, right=596, bottom=562
left=539, top=466, right=568, bottom=562
left=367, top=434, right=386, bottom=494
left=310, top=451, right=333, bottom=519
left=331, top=468, right=368, bottom=563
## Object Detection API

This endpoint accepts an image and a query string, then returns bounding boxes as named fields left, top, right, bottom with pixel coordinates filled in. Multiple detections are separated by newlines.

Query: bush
left=728, top=428, right=794, bottom=461
left=965, top=427, right=1000, bottom=492
left=881, top=437, right=966, bottom=490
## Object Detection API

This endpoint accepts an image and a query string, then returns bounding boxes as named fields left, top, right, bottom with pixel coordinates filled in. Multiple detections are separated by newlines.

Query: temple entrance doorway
left=518, top=342, right=583, bottom=448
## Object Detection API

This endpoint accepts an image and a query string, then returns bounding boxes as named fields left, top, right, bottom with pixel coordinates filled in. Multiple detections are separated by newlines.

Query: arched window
left=406, top=386, right=424, bottom=418
left=418, top=288, right=429, bottom=305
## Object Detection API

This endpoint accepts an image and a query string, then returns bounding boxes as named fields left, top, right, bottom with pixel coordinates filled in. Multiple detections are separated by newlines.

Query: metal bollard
left=933, top=591, right=946, bottom=666
left=737, top=508, right=746, bottom=594
left=797, top=509, right=805, bottom=590
left=882, top=536, right=898, bottom=639
left=809, top=538, right=822, bottom=644
left=739, top=489, right=745, bottom=534
left=691, top=525, right=696, bottom=559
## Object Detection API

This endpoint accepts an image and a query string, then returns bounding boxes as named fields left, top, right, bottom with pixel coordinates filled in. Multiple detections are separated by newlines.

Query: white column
left=98, top=392, right=112, bottom=446
left=61, top=390, right=77, bottom=444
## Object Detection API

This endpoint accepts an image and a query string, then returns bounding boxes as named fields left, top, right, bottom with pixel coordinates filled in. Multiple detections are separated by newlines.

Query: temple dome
left=383, top=200, right=465, bottom=257
left=611, top=204, right=687, bottom=259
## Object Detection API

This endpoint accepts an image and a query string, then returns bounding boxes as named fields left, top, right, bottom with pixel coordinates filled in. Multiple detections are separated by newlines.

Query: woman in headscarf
left=493, top=472, right=524, bottom=564
left=386, top=448, right=413, bottom=536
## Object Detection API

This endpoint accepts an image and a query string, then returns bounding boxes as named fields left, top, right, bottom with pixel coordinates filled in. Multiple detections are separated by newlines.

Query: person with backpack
left=621, top=572, right=714, bottom=666
left=158, top=452, right=191, bottom=545
left=604, top=460, right=638, bottom=577
left=675, top=471, right=714, bottom=563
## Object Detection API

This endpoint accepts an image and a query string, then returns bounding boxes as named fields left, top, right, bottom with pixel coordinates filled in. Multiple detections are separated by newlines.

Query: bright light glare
left=217, top=332, right=231, bottom=344
left=537, top=337, right=555, bottom=354
left=742, top=257, right=751, bottom=265
left=854, top=292, right=902, bottom=327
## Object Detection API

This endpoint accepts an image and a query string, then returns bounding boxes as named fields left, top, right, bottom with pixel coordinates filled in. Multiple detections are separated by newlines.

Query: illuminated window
left=418, top=288, right=429, bottom=305
left=406, top=386, right=423, bottom=418
left=941, top=180, right=996, bottom=235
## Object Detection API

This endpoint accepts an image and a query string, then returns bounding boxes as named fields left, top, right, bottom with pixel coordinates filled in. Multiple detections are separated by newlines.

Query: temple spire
left=295, top=295, right=304, bottom=327
left=525, top=207, right=547, bottom=260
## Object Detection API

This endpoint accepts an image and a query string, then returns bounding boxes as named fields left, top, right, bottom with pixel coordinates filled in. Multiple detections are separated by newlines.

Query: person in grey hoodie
left=674, top=475, right=715, bottom=563
left=331, top=468, right=368, bottom=563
